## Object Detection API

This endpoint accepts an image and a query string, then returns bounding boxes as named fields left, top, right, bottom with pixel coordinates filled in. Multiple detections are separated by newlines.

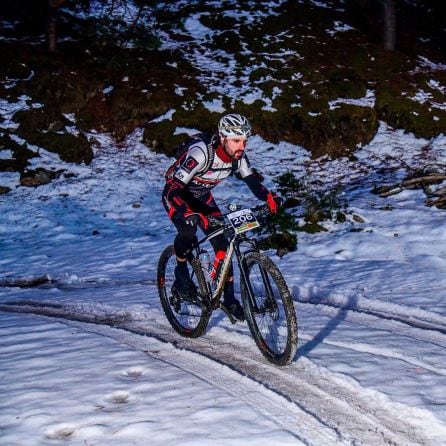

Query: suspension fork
left=259, top=262, right=275, bottom=301
left=234, top=240, right=259, bottom=309
left=235, top=240, right=276, bottom=313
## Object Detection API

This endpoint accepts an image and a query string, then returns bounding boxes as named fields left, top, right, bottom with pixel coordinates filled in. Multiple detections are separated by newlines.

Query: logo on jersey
left=182, top=156, right=199, bottom=173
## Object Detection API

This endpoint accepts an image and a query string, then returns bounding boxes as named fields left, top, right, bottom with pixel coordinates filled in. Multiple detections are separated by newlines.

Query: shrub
left=273, top=171, right=348, bottom=230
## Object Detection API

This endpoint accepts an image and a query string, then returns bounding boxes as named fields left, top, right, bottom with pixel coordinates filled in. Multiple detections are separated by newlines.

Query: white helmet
left=218, top=114, right=251, bottom=138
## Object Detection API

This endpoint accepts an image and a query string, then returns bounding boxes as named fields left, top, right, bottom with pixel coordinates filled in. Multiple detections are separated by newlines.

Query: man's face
left=221, top=136, right=247, bottom=160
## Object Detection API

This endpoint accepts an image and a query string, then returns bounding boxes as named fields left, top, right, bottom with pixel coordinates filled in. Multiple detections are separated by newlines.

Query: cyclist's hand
left=266, top=193, right=283, bottom=214
left=184, top=212, right=209, bottom=230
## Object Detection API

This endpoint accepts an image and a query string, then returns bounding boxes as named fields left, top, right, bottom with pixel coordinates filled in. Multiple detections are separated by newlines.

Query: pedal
left=172, top=282, right=198, bottom=304
left=169, top=293, right=181, bottom=313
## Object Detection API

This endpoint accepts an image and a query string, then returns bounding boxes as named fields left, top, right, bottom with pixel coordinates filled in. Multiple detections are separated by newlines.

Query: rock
left=0, top=185, right=11, bottom=194
left=259, top=232, right=298, bottom=253
left=0, top=132, right=38, bottom=173
left=0, top=275, right=54, bottom=288
left=20, top=168, right=63, bottom=187
left=352, top=214, right=365, bottom=223
left=14, top=108, right=70, bottom=134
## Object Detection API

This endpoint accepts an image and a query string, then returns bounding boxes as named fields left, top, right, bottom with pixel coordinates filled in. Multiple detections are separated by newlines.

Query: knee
left=177, top=223, right=197, bottom=241
left=174, top=223, right=197, bottom=258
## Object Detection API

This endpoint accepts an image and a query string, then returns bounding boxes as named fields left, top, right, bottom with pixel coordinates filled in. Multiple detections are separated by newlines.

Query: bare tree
left=47, top=0, right=65, bottom=52
left=382, top=0, right=396, bottom=51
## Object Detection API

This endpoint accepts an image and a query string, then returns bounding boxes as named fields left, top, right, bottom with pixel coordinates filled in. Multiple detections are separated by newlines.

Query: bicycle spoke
left=242, top=252, right=298, bottom=366
left=157, top=246, right=210, bottom=338
left=251, top=266, right=288, bottom=352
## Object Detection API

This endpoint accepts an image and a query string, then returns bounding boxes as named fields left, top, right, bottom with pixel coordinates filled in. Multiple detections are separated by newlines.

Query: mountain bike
left=157, top=205, right=298, bottom=366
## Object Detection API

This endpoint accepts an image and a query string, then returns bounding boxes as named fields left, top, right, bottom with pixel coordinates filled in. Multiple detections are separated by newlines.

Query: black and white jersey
left=170, top=140, right=253, bottom=198
left=162, top=134, right=271, bottom=221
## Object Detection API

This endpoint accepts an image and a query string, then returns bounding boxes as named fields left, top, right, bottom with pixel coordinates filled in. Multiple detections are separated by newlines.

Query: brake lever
left=208, top=216, right=225, bottom=228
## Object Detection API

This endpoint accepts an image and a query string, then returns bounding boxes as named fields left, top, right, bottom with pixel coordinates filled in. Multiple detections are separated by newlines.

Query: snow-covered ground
left=2, top=0, right=446, bottom=443
left=1, top=112, right=446, bottom=444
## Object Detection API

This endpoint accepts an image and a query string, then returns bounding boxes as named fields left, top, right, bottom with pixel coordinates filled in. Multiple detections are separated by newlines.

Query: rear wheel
left=241, top=252, right=298, bottom=366
left=157, top=245, right=211, bottom=338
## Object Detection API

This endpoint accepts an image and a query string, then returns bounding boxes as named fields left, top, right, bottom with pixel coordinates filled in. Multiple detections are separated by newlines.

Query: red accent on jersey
left=183, top=156, right=199, bottom=173
left=216, top=144, right=233, bottom=163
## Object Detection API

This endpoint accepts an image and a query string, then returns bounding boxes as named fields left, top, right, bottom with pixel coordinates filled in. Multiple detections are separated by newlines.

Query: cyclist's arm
left=242, top=174, right=271, bottom=201
left=163, top=144, right=207, bottom=218
left=237, top=155, right=271, bottom=201
left=171, top=144, right=208, bottom=186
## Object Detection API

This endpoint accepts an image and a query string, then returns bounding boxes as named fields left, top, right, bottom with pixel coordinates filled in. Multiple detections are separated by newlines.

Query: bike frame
left=191, top=222, right=262, bottom=310
left=159, top=204, right=297, bottom=365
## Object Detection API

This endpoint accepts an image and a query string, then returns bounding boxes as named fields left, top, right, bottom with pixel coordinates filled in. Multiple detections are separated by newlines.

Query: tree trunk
left=383, top=0, right=396, bottom=51
left=47, top=7, right=57, bottom=52
left=47, top=0, right=64, bottom=53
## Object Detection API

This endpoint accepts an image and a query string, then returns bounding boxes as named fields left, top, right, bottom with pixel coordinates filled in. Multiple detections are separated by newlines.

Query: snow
left=184, top=15, right=214, bottom=41
left=2, top=1, right=446, bottom=444
left=1, top=95, right=446, bottom=444
left=150, top=108, right=176, bottom=123
left=329, top=89, right=376, bottom=110
left=202, top=98, right=226, bottom=113
left=418, top=56, right=446, bottom=71
left=326, top=21, right=355, bottom=36
left=0, top=313, right=299, bottom=446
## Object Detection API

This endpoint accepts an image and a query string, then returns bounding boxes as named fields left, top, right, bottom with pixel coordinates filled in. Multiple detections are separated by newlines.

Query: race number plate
left=227, top=208, right=260, bottom=234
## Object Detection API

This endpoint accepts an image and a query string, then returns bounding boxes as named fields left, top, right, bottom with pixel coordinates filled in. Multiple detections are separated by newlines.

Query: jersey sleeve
left=163, top=142, right=209, bottom=221
left=237, top=154, right=271, bottom=201
left=173, top=143, right=208, bottom=185
left=235, top=153, right=254, bottom=179
left=243, top=174, right=271, bottom=201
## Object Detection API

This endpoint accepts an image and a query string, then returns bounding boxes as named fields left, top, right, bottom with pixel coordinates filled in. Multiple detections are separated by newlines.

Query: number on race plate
left=227, top=208, right=260, bottom=234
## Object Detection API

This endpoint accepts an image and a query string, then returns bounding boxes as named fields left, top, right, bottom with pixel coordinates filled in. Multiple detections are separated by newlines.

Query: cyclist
left=162, top=113, right=282, bottom=322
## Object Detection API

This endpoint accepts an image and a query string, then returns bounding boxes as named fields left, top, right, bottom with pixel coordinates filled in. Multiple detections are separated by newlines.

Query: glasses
left=221, top=125, right=251, bottom=133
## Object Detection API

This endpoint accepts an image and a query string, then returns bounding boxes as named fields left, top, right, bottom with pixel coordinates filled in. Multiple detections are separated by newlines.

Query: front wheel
left=241, top=252, right=298, bottom=366
left=157, top=245, right=211, bottom=338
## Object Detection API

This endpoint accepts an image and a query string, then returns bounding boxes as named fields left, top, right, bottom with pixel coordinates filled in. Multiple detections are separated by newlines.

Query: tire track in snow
left=299, top=330, right=446, bottom=377
left=294, top=293, right=446, bottom=336
left=2, top=300, right=446, bottom=445
left=5, top=275, right=446, bottom=337
left=0, top=301, right=337, bottom=446
left=7, top=275, right=446, bottom=375
left=298, top=300, right=446, bottom=376
left=70, top=323, right=334, bottom=446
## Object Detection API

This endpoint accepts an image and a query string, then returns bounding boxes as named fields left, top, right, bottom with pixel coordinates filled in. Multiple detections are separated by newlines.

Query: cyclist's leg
left=172, top=217, right=197, bottom=259
left=203, top=216, right=244, bottom=321
left=162, top=189, right=202, bottom=298
left=170, top=191, right=224, bottom=295
left=166, top=189, right=203, bottom=260
left=171, top=217, right=198, bottom=298
left=200, top=193, right=237, bottom=285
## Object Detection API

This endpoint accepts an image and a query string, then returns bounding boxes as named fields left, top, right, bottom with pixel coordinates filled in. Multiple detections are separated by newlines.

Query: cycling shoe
left=173, top=263, right=197, bottom=300
left=221, top=298, right=245, bottom=323
left=172, top=280, right=197, bottom=303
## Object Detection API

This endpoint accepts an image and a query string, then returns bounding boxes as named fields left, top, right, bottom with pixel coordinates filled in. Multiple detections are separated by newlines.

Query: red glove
left=266, top=193, right=283, bottom=214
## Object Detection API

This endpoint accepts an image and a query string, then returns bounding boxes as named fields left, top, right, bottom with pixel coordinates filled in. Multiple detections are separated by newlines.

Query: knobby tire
left=241, top=252, right=298, bottom=366
left=157, top=245, right=211, bottom=338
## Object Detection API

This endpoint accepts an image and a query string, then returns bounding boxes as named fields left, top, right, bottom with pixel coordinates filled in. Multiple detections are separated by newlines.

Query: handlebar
left=207, top=204, right=270, bottom=229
